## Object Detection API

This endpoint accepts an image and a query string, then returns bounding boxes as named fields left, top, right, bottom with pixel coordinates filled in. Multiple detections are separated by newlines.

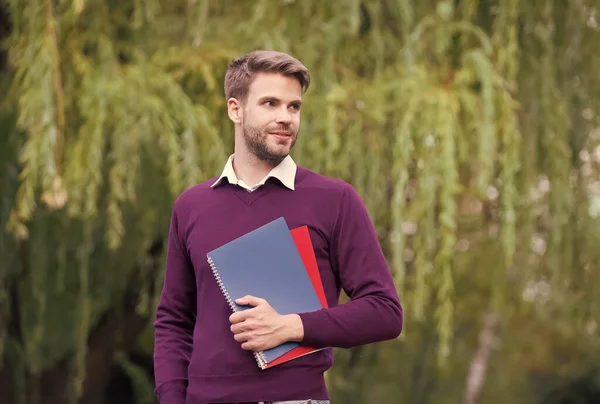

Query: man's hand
left=229, top=295, right=304, bottom=351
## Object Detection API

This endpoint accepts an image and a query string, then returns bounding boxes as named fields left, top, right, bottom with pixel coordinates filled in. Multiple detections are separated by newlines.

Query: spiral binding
left=207, top=255, right=268, bottom=370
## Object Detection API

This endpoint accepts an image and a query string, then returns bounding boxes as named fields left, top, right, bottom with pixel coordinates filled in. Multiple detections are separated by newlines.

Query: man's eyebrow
left=257, top=96, right=302, bottom=105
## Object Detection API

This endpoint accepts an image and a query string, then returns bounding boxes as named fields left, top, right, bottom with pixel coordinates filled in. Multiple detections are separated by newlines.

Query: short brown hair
left=224, top=50, right=311, bottom=102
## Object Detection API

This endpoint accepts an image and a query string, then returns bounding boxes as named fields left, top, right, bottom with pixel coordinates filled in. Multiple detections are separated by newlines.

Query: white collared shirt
left=211, top=154, right=297, bottom=192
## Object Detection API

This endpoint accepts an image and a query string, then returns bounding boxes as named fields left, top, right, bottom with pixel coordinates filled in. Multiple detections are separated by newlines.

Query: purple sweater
left=153, top=167, right=403, bottom=403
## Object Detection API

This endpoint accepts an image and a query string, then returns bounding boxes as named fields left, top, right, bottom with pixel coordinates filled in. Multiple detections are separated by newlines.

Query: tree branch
left=464, top=312, right=500, bottom=404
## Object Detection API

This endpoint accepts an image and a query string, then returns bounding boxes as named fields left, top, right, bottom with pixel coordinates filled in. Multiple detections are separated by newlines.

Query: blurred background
left=1, top=0, right=600, bottom=403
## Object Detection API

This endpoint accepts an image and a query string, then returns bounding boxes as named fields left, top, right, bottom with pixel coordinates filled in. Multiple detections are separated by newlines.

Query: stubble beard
left=242, top=122, right=297, bottom=166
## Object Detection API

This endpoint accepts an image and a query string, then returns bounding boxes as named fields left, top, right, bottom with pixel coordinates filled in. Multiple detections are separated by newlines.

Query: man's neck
left=231, top=150, right=279, bottom=188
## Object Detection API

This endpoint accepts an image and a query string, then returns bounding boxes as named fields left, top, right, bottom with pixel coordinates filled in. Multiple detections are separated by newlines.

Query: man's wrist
left=282, top=313, right=304, bottom=342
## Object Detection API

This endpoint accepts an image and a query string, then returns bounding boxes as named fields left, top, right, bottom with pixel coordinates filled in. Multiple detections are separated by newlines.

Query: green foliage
left=1, top=0, right=600, bottom=403
left=115, top=352, right=157, bottom=404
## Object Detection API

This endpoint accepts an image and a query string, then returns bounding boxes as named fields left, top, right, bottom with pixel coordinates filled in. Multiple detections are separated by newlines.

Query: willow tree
left=1, top=0, right=599, bottom=403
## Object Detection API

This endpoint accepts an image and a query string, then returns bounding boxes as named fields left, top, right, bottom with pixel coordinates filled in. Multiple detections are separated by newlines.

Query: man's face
left=240, top=72, right=303, bottom=163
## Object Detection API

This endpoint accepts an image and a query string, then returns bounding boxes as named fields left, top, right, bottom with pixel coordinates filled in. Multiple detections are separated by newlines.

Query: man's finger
left=235, top=295, right=265, bottom=307
left=241, top=341, right=257, bottom=351
left=229, top=310, right=249, bottom=324
left=230, top=321, right=251, bottom=334
left=233, top=332, right=249, bottom=342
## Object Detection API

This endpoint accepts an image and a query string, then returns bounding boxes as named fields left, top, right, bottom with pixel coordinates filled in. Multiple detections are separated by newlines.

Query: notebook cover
left=291, top=226, right=328, bottom=308
left=206, top=217, right=323, bottom=369
left=265, top=225, right=328, bottom=368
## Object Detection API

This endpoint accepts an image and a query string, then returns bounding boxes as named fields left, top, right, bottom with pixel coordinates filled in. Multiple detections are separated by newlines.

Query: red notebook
left=265, top=226, right=328, bottom=368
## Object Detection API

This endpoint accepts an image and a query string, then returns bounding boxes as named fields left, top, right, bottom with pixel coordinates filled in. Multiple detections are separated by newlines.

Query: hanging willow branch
left=6, top=0, right=63, bottom=239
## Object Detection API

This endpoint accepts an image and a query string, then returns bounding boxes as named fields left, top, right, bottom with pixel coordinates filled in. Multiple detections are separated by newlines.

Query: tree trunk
left=464, top=313, right=500, bottom=404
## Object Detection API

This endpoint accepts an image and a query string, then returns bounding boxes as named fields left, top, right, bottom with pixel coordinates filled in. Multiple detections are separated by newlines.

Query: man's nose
left=275, top=107, right=292, bottom=124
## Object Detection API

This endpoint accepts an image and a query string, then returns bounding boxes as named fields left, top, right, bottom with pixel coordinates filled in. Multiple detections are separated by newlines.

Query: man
left=153, top=50, right=403, bottom=404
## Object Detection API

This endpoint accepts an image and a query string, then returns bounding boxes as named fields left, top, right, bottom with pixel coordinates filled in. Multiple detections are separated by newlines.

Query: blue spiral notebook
left=206, top=217, right=323, bottom=369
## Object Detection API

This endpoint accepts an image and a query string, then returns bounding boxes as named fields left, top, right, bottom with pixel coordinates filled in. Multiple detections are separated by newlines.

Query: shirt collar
left=211, top=154, right=297, bottom=190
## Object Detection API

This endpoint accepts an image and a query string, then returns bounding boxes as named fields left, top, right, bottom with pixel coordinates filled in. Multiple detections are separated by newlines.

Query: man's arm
left=153, top=207, right=196, bottom=404
left=297, top=183, right=403, bottom=349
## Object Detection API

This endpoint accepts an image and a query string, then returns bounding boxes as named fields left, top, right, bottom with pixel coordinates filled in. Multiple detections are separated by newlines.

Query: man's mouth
left=269, top=131, right=292, bottom=139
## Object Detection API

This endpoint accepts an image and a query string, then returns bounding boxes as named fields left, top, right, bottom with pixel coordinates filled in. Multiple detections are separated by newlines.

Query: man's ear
left=227, top=98, right=242, bottom=123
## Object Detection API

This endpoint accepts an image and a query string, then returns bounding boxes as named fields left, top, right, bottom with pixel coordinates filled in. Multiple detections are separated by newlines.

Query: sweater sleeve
left=298, top=183, right=403, bottom=348
left=153, top=206, right=196, bottom=404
